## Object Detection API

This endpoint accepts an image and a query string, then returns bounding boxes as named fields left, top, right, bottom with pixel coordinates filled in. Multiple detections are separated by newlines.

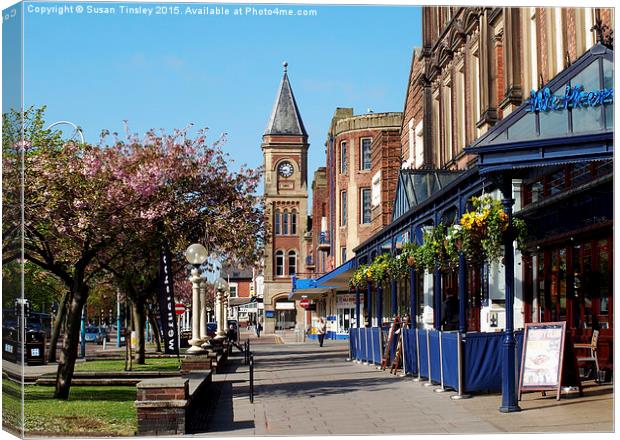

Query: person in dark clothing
left=441, top=292, right=459, bottom=331
left=317, top=318, right=327, bottom=347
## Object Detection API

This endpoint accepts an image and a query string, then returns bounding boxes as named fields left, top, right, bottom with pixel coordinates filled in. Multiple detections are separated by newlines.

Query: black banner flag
left=158, top=244, right=179, bottom=355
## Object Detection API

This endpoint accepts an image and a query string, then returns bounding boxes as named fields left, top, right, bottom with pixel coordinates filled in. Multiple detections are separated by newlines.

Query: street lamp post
left=185, top=243, right=209, bottom=354
left=199, top=278, right=209, bottom=342
left=214, top=277, right=229, bottom=340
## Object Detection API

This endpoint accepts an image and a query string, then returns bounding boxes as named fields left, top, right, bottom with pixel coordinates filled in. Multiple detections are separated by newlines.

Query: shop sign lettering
left=526, top=84, right=613, bottom=112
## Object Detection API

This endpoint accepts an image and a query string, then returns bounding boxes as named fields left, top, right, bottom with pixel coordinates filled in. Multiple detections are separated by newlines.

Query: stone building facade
left=401, top=6, right=614, bottom=171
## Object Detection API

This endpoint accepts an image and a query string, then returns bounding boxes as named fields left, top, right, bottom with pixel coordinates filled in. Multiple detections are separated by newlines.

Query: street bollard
left=249, top=354, right=254, bottom=403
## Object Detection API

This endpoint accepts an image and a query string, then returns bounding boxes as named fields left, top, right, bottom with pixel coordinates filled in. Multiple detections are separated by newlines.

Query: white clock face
left=278, top=161, right=294, bottom=178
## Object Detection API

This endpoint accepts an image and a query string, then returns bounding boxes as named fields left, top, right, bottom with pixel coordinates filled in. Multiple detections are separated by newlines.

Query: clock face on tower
left=277, top=161, right=294, bottom=178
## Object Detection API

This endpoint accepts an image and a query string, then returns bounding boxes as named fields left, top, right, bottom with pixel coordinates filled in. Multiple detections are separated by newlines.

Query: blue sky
left=16, top=1, right=422, bottom=196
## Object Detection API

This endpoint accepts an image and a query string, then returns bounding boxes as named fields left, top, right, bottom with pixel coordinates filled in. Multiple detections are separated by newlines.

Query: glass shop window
left=598, top=239, right=609, bottom=315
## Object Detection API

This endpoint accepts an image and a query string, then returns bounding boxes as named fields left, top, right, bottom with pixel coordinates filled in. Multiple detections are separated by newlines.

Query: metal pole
left=366, top=282, right=372, bottom=327
left=410, top=269, right=417, bottom=328
left=458, top=253, right=468, bottom=334
left=116, top=290, right=121, bottom=348
left=377, top=284, right=383, bottom=328
left=249, top=354, right=255, bottom=403
left=414, top=328, right=422, bottom=382
left=355, top=287, right=361, bottom=329
left=80, top=306, right=86, bottom=358
left=391, top=278, right=397, bottom=317
left=433, top=268, right=442, bottom=330
left=500, top=177, right=521, bottom=413
left=424, top=330, right=433, bottom=387
left=435, top=331, right=446, bottom=392
left=451, top=331, right=471, bottom=400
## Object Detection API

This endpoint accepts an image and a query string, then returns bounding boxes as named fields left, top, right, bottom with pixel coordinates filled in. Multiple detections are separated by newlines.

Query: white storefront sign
left=275, top=301, right=295, bottom=310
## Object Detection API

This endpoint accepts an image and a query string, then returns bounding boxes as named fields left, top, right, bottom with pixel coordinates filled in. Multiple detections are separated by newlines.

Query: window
left=287, top=250, right=297, bottom=276
left=415, top=121, right=424, bottom=168
left=360, top=188, right=371, bottom=224
left=523, top=8, right=538, bottom=93
left=360, top=138, right=372, bottom=170
left=442, top=83, right=453, bottom=164
left=341, top=247, right=347, bottom=264
left=275, top=250, right=284, bottom=276
left=406, top=119, right=414, bottom=167
left=274, top=209, right=281, bottom=235
left=229, top=285, right=238, bottom=298
left=340, top=141, right=347, bottom=174
left=456, top=66, right=466, bottom=153
left=470, top=47, right=481, bottom=132
left=290, top=210, right=297, bottom=235
left=340, top=191, right=347, bottom=226
left=282, top=210, right=289, bottom=235
left=433, top=93, right=441, bottom=167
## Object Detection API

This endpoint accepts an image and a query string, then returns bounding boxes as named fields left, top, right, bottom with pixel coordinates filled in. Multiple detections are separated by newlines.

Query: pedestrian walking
left=317, top=318, right=327, bottom=347
left=256, top=316, right=263, bottom=338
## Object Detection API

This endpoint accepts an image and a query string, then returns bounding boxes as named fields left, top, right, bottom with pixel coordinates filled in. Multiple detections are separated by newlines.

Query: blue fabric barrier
left=441, top=332, right=459, bottom=391
left=428, top=330, right=441, bottom=384
left=402, top=328, right=418, bottom=375
left=349, top=328, right=357, bottom=359
left=371, top=327, right=382, bottom=364
left=463, top=332, right=503, bottom=393
left=359, top=328, right=368, bottom=362
left=418, top=329, right=429, bottom=378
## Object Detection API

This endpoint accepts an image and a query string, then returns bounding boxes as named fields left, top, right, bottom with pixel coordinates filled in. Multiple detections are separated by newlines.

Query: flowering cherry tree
left=3, top=108, right=265, bottom=398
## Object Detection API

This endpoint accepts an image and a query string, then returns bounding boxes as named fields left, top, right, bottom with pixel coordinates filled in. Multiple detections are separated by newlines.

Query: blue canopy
left=289, top=258, right=356, bottom=300
left=467, top=44, right=613, bottom=173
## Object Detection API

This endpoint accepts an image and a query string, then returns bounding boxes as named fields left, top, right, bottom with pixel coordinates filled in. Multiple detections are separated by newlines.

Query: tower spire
left=264, top=63, right=307, bottom=137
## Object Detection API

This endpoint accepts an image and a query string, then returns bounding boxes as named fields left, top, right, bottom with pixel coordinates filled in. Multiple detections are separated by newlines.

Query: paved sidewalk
left=193, top=337, right=614, bottom=435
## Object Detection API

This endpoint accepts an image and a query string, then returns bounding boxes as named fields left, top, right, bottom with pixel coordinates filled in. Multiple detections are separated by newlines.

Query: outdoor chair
left=574, top=329, right=600, bottom=382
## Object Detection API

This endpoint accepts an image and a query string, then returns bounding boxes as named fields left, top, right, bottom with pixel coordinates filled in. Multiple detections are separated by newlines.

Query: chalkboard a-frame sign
left=518, top=321, right=582, bottom=401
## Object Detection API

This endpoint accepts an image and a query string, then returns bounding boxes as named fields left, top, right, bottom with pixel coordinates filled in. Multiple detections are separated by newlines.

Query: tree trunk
left=147, top=308, right=162, bottom=353
left=131, top=298, right=146, bottom=364
left=48, top=291, right=71, bottom=363
left=125, top=302, right=133, bottom=371
left=54, top=286, right=87, bottom=399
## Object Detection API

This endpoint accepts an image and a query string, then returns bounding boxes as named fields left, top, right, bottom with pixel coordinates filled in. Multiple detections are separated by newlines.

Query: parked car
left=84, top=326, right=109, bottom=344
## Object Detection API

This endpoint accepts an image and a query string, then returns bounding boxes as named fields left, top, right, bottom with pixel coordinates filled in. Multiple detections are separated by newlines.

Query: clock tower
left=261, top=63, right=309, bottom=334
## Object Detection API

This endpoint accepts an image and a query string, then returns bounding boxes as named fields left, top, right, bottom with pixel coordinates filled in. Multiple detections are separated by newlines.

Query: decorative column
left=458, top=253, right=468, bottom=334
left=199, top=278, right=208, bottom=341
left=377, top=283, right=383, bottom=327
left=355, top=287, right=361, bottom=329
left=500, top=176, right=521, bottom=413
left=214, top=288, right=226, bottom=340
left=409, top=268, right=417, bottom=328
left=188, top=268, right=205, bottom=354
left=433, top=268, right=442, bottom=330
left=366, top=282, right=372, bottom=327
left=391, top=279, right=398, bottom=317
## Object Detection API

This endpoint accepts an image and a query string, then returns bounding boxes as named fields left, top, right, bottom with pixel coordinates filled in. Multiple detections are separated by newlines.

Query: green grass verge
left=74, top=357, right=181, bottom=372
left=3, top=379, right=136, bottom=436
left=3, top=378, right=23, bottom=431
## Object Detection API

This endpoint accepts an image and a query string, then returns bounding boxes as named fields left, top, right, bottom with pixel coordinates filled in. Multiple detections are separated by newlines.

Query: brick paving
left=190, top=333, right=614, bottom=436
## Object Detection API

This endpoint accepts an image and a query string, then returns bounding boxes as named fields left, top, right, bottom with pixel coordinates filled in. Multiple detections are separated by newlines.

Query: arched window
left=274, top=209, right=281, bottom=235
left=282, top=210, right=289, bottom=235
left=275, top=250, right=284, bottom=276
left=288, top=250, right=297, bottom=276
left=291, top=210, right=297, bottom=235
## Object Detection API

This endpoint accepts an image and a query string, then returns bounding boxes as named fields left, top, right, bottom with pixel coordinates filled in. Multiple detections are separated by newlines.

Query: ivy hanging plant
left=459, top=194, right=528, bottom=264
left=368, top=253, right=391, bottom=284
left=417, top=224, right=459, bottom=272
left=387, top=253, right=409, bottom=280
left=400, top=242, right=419, bottom=268
left=349, top=264, right=369, bottom=289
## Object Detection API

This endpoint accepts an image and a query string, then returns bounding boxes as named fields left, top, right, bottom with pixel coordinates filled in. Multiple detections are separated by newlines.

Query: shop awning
left=289, top=259, right=356, bottom=300
left=228, top=297, right=256, bottom=307
left=467, top=43, right=613, bottom=174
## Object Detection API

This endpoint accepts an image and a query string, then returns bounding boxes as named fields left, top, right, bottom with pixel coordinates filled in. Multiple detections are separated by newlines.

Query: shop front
left=349, top=43, right=613, bottom=401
